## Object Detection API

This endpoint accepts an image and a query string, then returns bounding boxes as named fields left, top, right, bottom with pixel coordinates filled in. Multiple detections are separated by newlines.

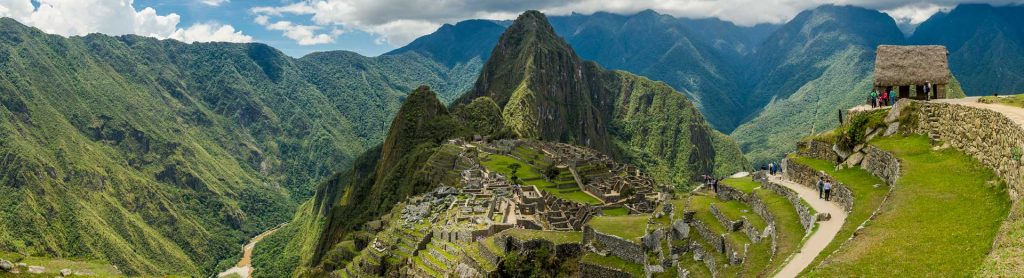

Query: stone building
left=873, top=45, right=951, bottom=100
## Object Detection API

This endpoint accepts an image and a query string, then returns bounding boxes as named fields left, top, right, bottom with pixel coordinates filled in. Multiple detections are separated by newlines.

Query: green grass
left=979, top=94, right=1024, bottom=108
left=806, top=135, right=1010, bottom=276
left=753, top=189, right=807, bottom=276
left=480, top=153, right=601, bottom=204
left=720, top=177, right=761, bottom=194
left=788, top=155, right=889, bottom=272
left=602, top=207, right=629, bottom=216
left=502, top=229, right=583, bottom=245
left=587, top=215, right=650, bottom=242
left=581, top=252, right=644, bottom=277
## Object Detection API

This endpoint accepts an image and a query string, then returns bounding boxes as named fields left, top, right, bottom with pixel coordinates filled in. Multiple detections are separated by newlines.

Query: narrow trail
left=935, top=97, right=1024, bottom=127
left=217, top=224, right=286, bottom=278
left=769, top=175, right=848, bottom=278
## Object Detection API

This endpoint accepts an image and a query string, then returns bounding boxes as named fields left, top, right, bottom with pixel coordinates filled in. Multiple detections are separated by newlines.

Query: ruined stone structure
left=783, top=159, right=855, bottom=212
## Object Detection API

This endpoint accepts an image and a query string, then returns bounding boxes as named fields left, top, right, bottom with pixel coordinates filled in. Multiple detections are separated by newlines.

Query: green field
left=806, top=135, right=1010, bottom=276
left=587, top=215, right=650, bottom=242
left=754, top=189, right=808, bottom=275
left=789, top=155, right=889, bottom=273
left=720, top=177, right=761, bottom=193
left=581, top=252, right=644, bottom=277
left=979, top=94, right=1024, bottom=108
left=0, top=251, right=123, bottom=277
left=480, top=153, right=602, bottom=204
left=601, top=207, right=629, bottom=216
left=502, top=229, right=583, bottom=245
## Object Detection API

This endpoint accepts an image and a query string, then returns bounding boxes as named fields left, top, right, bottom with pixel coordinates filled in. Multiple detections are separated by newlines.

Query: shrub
left=835, top=109, right=888, bottom=151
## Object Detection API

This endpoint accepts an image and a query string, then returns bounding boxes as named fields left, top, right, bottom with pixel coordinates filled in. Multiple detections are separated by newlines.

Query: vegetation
left=587, top=215, right=650, bottom=242
left=753, top=189, right=808, bottom=274
left=581, top=252, right=644, bottom=277
left=502, top=229, right=583, bottom=245
left=788, top=155, right=890, bottom=273
left=835, top=109, right=889, bottom=151
left=720, top=177, right=761, bottom=193
left=979, top=94, right=1024, bottom=108
left=480, top=153, right=602, bottom=205
left=808, top=135, right=1010, bottom=276
left=601, top=207, right=629, bottom=216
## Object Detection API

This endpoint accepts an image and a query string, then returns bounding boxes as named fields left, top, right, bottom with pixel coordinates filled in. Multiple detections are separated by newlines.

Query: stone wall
left=690, top=219, right=725, bottom=254
left=905, top=101, right=1024, bottom=200
left=578, top=261, right=633, bottom=278
left=783, top=159, right=855, bottom=212
left=797, top=140, right=840, bottom=163
left=762, top=180, right=816, bottom=231
left=584, top=226, right=646, bottom=265
left=714, top=183, right=748, bottom=203
left=861, top=145, right=901, bottom=186
left=709, top=204, right=743, bottom=232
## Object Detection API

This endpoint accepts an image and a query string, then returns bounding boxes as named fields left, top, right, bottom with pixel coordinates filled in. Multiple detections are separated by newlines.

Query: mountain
left=266, top=10, right=749, bottom=275
left=730, top=5, right=906, bottom=165
left=385, top=19, right=506, bottom=68
left=0, top=17, right=479, bottom=276
left=546, top=11, right=778, bottom=131
left=910, top=4, right=1024, bottom=96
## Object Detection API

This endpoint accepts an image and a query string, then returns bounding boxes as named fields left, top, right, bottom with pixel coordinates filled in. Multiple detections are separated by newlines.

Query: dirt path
left=217, top=224, right=286, bottom=278
left=935, top=97, right=1024, bottom=127
left=769, top=175, right=848, bottom=278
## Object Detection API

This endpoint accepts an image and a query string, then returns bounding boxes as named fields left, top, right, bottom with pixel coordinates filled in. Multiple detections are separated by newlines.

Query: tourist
left=768, top=162, right=775, bottom=175
left=817, top=176, right=825, bottom=199
left=924, top=81, right=932, bottom=100
left=824, top=179, right=833, bottom=201
left=712, top=178, right=719, bottom=193
left=881, top=90, right=889, bottom=106
left=891, top=91, right=898, bottom=105
left=870, top=89, right=878, bottom=108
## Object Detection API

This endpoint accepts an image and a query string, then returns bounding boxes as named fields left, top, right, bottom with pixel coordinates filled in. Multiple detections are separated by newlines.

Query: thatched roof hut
left=873, top=45, right=951, bottom=99
left=874, top=45, right=950, bottom=86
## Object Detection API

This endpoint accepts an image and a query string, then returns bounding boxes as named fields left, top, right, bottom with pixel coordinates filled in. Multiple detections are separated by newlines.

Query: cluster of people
left=816, top=176, right=833, bottom=201
left=702, top=174, right=721, bottom=193
left=761, top=162, right=781, bottom=176
left=869, top=88, right=897, bottom=108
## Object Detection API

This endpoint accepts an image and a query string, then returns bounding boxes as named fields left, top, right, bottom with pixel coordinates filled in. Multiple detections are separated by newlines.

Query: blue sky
left=2, top=0, right=1022, bottom=58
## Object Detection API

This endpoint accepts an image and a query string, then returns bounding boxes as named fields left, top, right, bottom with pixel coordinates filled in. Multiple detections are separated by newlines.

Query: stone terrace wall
left=709, top=204, right=743, bottom=232
left=578, top=261, right=633, bottom=278
left=690, top=218, right=725, bottom=254
left=783, top=159, right=855, bottom=212
left=797, top=140, right=839, bottom=163
left=908, top=101, right=1024, bottom=200
left=762, top=180, right=816, bottom=231
left=714, top=183, right=748, bottom=203
left=584, top=226, right=646, bottom=265
left=861, top=145, right=900, bottom=186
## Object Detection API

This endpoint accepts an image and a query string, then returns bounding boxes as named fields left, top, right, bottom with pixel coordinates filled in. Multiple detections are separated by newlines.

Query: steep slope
left=547, top=11, right=775, bottom=131
left=731, top=5, right=905, bottom=165
left=0, top=17, right=480, bottom=276
left=910, top=4, right=1024, bottom=96
left=460, top=10, right=748, bottom=183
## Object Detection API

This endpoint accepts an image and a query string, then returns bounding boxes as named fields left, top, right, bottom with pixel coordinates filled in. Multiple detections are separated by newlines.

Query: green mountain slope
left=730, top=5, right=905, bottom=165
left=0, top=17, right=481, bottom=276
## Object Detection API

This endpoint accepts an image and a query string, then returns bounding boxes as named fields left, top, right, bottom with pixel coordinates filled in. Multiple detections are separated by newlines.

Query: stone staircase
left=923, top=104, right=942, bottom=143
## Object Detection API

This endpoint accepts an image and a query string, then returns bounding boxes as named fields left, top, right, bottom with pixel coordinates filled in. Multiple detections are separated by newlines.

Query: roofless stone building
left=874, top=45, right=951, bottom=100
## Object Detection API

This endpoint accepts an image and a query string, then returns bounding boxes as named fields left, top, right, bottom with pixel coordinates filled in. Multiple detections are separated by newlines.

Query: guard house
left=873, top=45, right=951, bottom=100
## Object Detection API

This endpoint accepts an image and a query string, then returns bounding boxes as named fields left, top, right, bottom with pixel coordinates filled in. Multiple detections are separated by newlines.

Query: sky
left=0, top=0, right=1021, bottom=57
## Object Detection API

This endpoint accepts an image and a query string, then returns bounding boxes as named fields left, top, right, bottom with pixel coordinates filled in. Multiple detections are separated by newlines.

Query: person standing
left=816, top=176, right=824, bottom=199
left=824, top=179, right=833, bottom=201
left=870, top=89, right=878, bottom=108
left=712, top=178, right=719, bottom=193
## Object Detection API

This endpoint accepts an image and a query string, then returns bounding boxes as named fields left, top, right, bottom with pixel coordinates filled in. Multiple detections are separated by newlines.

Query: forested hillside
left=0, top=17, right=480, bottom=276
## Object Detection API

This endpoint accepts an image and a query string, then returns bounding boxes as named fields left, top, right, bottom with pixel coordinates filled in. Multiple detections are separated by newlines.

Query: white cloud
left=251, top=0, right=1024, bottom=47
left=171, top=23, right=252, bottom=43
left=200, top=0, right=229, bottom=7
left=0, top=0, right=251, bottom=43
left=255, top=15, right=336, bottom=45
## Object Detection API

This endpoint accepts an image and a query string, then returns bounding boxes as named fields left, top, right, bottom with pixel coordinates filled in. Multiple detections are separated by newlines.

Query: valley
left=0, top=2, right=1023, bottom=278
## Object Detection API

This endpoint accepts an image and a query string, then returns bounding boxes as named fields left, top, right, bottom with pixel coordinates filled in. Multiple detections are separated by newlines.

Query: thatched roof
left=874, top=45, right=950, bottom=86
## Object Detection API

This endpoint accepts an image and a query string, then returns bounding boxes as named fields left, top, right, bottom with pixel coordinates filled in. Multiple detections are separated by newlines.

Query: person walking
left=824, top=179, right=833, bottom=201
left=816, top=176, right=824, bottom=199
left=712, top=178, right=719, bottom=193
left=768, top=162, right=775, bottom=175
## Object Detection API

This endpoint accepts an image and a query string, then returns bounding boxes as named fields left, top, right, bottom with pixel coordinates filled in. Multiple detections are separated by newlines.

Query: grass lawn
left=602, top=207, right=629, bottom=216
left=789, top=155, right=889, bottom=273
left=581, top=252, right=644, bottom=277
left=480, top=153, right=601, bottom=204
left=806, top=135, right=1011, bottom=276
left=754, top=189, right=807, bottom=276
left=721, top=177, right=761, bottom=194
left=687, top=194, right=772, bottom=277
left=979, top=94, right=1024, bottom=108
left=588, top=215, right=650, bottom=242
left=502, top=229, right=583, bottom=245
